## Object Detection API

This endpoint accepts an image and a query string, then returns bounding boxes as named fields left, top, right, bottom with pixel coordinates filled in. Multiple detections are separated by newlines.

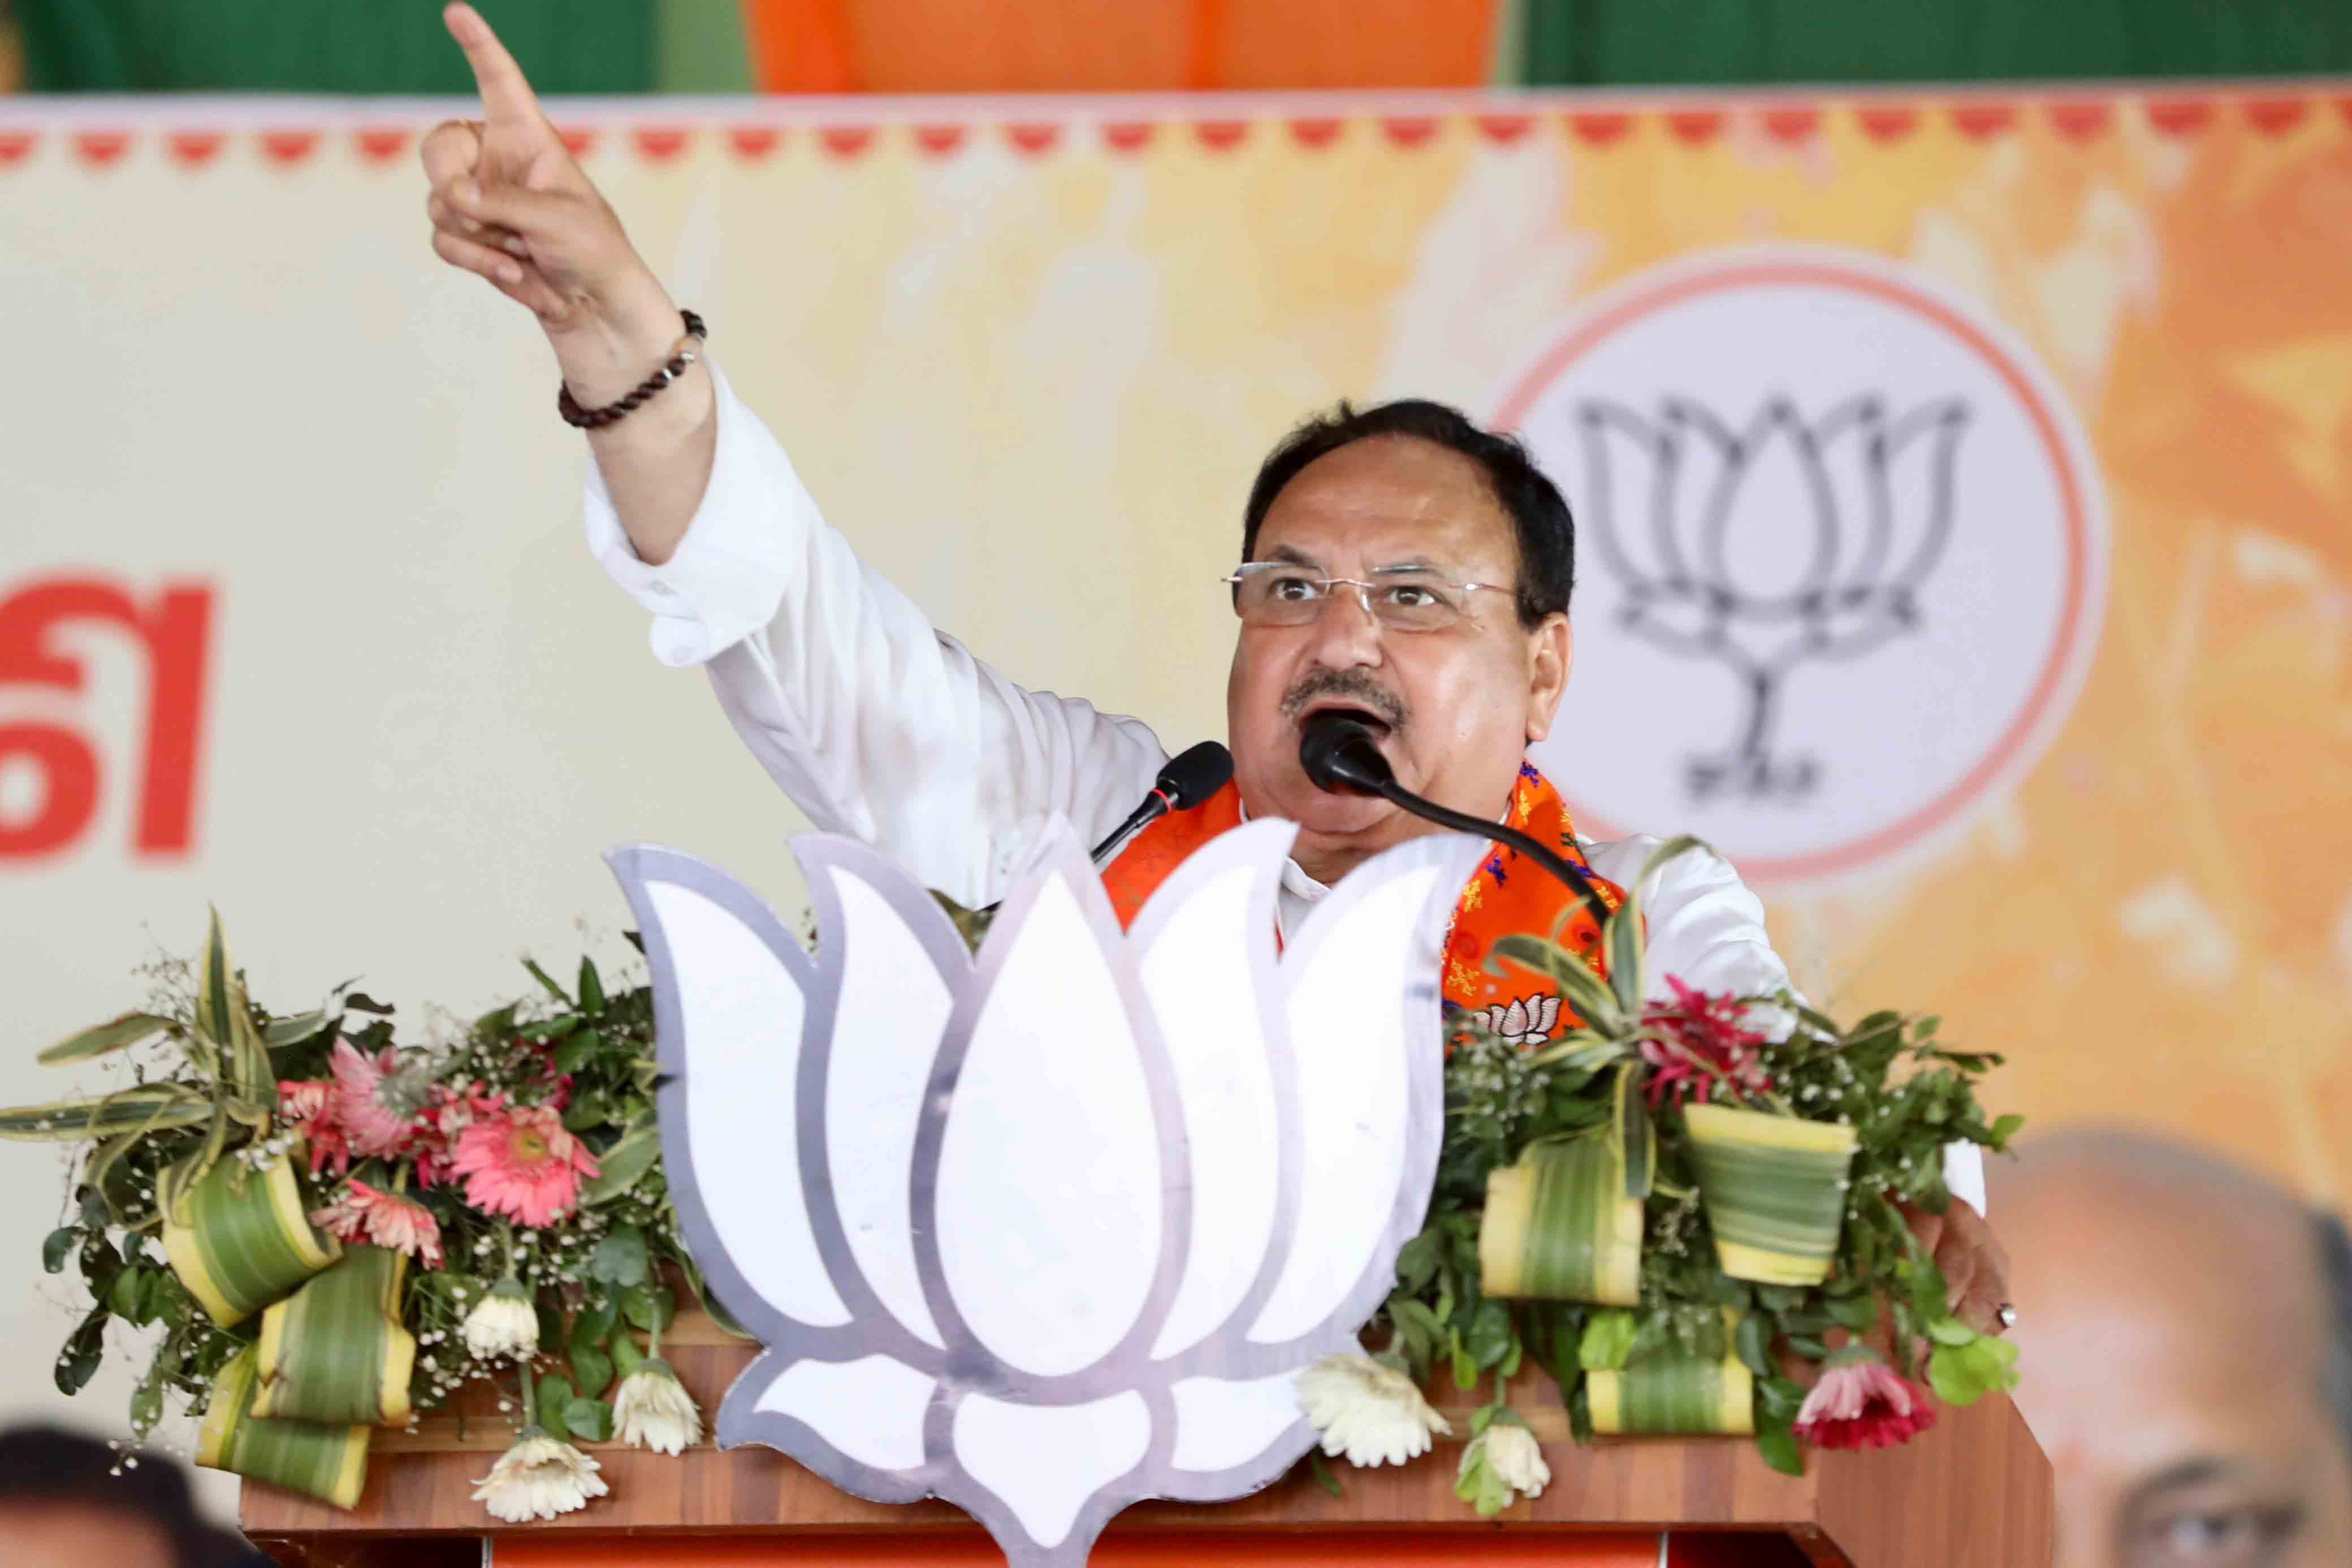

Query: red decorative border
left=0, top=86, right=2344, bottom=173
left=1490, top=258, right=2099, bottom=885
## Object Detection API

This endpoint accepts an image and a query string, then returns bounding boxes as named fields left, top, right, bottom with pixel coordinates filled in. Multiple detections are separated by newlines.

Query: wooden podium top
left=241, top=1312, right=2052, bottom=1568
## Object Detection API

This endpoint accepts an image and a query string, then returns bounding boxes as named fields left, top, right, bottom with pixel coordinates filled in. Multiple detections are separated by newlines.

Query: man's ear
left=1524, top=613, right=1573, bottom=743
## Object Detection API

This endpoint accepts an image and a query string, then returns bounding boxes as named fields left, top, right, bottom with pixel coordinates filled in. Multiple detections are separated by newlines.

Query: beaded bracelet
left=557, top=309, right=707, bottom=430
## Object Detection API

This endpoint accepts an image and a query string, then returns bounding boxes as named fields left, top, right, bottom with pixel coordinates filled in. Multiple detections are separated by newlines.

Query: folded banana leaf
left=1681, top=1103, right=1857, bottom=1287
left=161, top=1150, right=340, bottom=1327
left=1588, top=1342, right=1756, bottom=1436
left=1478, top=1128, right=1642, bottom=1306
left=253, top=1245, right=416, bottom=1427
left=195, top=1346, right=371, bottom=1509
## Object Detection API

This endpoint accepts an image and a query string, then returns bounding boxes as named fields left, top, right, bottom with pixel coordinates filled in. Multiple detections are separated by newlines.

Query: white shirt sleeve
left=1583, top=834, right=1987, bottom=1212
left=584, top=364, right=1166, bottom=906
left=1582, top=835, right=1791, bottom=1002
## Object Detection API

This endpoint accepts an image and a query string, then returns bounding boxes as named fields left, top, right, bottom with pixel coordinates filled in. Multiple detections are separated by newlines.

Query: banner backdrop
left=5, top=86, right=2350, bottom=1435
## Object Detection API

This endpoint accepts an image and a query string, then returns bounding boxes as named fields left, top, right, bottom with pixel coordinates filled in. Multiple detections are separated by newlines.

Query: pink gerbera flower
left=277, top=1080, right=351, bottom=1177
left=309, top=1179, right=445, bottom=1270
left=330, top=1039, right=431, bottom=1159
left=1793, top=1350, right=1938, bottom=1450
left=411, top=1080, right=509, bottom=1188
left=1638, top=976, right=1774, bottom=1110
left=449, top=1104, right=599, bottom=1228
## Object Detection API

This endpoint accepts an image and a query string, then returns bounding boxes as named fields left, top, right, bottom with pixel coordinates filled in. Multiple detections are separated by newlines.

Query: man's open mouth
left=1298, top=700, right=1395, bottom=740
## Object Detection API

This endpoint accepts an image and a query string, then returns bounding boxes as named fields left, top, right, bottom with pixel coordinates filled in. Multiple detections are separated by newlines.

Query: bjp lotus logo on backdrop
left=611, top=822, right=1471, bottom=1568
left=1501, top=247, right=2108, bottom=887
left=0, top=575, right=215, bottom=861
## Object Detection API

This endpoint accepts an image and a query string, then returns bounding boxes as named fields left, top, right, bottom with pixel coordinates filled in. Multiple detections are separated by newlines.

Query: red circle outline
left=1494, top=258, right=2094, bottom=882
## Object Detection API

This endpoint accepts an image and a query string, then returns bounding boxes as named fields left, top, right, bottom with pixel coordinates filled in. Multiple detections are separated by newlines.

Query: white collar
left=1235, top=792, right=1517, bottom=909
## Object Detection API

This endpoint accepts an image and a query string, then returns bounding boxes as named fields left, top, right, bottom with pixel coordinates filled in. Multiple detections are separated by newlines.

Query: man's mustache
left=1278, top=668, right=1407, bottom=728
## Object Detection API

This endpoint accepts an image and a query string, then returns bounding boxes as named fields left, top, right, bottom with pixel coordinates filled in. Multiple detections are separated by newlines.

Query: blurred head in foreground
left=0, top=1423, right=255, bottom=1568
left=1992, top=1129, right=2352, bottom=1568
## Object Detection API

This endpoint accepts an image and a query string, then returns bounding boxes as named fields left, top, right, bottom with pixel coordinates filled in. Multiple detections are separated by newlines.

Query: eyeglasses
left=1223, top=562, right=1517, bottom=633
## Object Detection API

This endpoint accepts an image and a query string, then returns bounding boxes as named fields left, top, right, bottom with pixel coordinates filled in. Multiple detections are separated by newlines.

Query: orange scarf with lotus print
left=1100, top=760, right=1626, bottom=1044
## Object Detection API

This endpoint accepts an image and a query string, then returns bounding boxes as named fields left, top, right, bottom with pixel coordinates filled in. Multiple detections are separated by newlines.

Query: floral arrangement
left=5, top=915, right=722, bottom=1522
left=1297, top=839, right=2024, bottom=1515
left=13, top=844, right=2021, bottom=1528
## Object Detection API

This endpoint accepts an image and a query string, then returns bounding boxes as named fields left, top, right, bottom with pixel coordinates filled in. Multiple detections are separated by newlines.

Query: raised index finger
left=443, top=3, right=544, bottom=127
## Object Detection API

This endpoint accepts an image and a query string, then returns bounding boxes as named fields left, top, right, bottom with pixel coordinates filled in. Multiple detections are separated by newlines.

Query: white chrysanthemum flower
left=461, top=1276, right=539, bottom=1360
left=612, top=1358, right=702, bottom=1455
left=1476, top=1419, right=1551, bottom=1499
left=471, top=1429, right=608, bottom=1523
left=1296, top=1353, right=1450, bottom=1467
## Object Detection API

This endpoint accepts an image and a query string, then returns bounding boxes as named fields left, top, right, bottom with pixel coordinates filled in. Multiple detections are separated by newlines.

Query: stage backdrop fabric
left=4, top=86, right=2350, bottom=1443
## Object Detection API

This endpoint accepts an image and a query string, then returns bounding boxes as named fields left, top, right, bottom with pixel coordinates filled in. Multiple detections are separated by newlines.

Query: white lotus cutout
left=607, top=820, right=1475, bottom=1567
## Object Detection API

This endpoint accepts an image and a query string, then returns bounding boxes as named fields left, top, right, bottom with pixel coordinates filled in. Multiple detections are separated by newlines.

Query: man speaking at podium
left=418, top=4, right=2007, bottom=1335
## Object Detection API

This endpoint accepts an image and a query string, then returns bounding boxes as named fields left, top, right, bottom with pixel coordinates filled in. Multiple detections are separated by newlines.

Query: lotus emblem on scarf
left=1575, top=394, right=1970, bottom=802
left=608, top=821, right=1476, bottom=1567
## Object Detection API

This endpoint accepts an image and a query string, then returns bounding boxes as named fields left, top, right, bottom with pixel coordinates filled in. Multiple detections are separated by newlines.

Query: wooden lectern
left=240, top=1309, right=2054, bottom=1568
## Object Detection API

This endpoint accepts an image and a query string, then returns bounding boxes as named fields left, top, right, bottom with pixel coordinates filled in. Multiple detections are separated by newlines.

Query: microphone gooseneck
left=1088, top=740, right=1235, bottom=867
left=1296, top=712, right=1613, bottom=926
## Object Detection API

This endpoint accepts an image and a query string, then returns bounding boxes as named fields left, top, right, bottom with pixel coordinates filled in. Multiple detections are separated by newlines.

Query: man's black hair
left=1240, top=400, right=1575, bottom=630
left=0, top=1423, right=266, bottom=1567
left=2317, top=1208, right=2352, bottom=1462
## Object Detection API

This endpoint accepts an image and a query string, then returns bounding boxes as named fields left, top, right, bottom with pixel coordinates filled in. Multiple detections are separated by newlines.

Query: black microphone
left=1088, top=740, right=1234, bottom=867
left=1298, top=712, right=1612, bottom=925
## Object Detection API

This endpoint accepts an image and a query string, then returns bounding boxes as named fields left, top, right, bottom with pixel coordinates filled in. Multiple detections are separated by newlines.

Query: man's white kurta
left=580, top=365, right=1984, bottom=1204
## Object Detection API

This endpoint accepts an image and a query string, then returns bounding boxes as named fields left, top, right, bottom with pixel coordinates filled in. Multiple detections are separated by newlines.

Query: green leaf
left=42, top=1228, right=76, bottom=1274
left=564, top=1398, right=614, bottom=1443
left=578, top=959, right=606, bottom=1015
left=553, top=1029, right=604, bottom=1076
left=1989, top=1114, right=2025, bottom=1150
left=1394, top=1229, right=1442, bottom=1293
left=1454, top=1435, right=1515, bottom=1517
left=1908, top=1258, right=1950, bottom=1322
left=572, top=1297, right=619, bottom=1350
left=1927, top=1336, right=2019, bottom=1406
left=1578, top=1309, right=1637, bottom=1372
left=1450, top=1332, right=1476, bottom=1390
left=130, top=1356, right=168, bottom=1435
left=570, top=1342, right=614, bottom=1401
left=1603, top=906, right=1645, bottom=1020
left=607, top=1322, right=646, bottom=1380
left=108, top=1265, right=162, bottom=1327
left=522, top=959, right=572, bottom=1006
left=1465, top=1300, right=1515, bottom=1369
left=37, top=1012, right=175, bottom=1066
left=1614, top=1066, right=1653, bottom=1199
left=0, top=1086, right=210, bottom=1142
left=1754, top=1375, right=1806, bottom=1419
left=580, top=1121, right=660, bottom=1206
left=587, top=1227, right=650, bottom=1289
left=1308, top=1450, right=1343, bottom=1498
left=621, top=1284, right=676, bottom=1336
left=1754, top=1407, right=1805, bottom=1477
left=538, top=1373, right=578, bottom=1441
left=55, top=1306, right=107, bottom=1396
left=563, top=1091, right=615, bottom=1133
left=537, top=1298, right=568, bottom=1356
left=1826, top=1293, right=1880, bottom=1334
left=262, top=1008, right=341, bottom=1051
left=1925, top=1317, right=1977, bottom=1346
left=1733, top=1314, right=1771, bottom=1378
